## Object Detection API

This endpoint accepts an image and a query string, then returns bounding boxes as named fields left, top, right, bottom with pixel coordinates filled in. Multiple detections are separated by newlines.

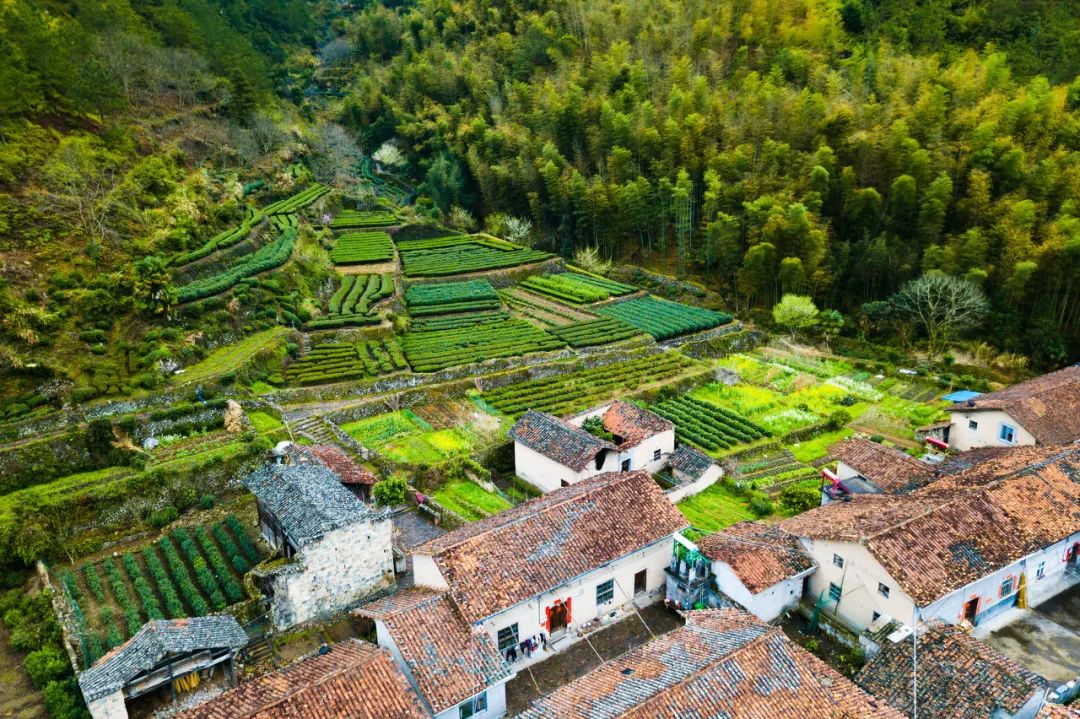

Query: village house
left=288, top=442, right=378, bottom=502
left=781, top=444, right=1080, bottom=635
left=856, top=620, right=1053, bottom=719
left=516, top=607, right=906, bottom=719
left=357, top=588, right=514, bottom=719
left=409, top=471, right=688, bottom=670
left=822, top=437, right=933, bottom=502
left=175, top=638, right=426, bottom=719
left=943, top=365, right=1080, bottom=450
left=508, top=401, right=674, bottom=492
left=666, top=521, right=816, bottom=621
left=79, top=617, right=248, bottom=719
left=244, top=457, right=394, bottom=629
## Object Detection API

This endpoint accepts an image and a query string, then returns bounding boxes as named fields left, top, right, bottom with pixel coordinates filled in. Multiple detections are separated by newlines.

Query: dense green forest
left=2, top=0, right=1080, bottom=415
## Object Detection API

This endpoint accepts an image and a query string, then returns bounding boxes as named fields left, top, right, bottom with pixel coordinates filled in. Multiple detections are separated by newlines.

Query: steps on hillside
left=244, top=636, right=277, bottom=666
left=291, top=415, right=334, bottom=445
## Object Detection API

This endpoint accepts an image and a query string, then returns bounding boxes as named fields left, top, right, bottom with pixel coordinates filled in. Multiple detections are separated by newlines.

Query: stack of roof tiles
left=781, top=444, right=1080, bottom=605
left=696, top=521, right=816, bottom=594
left=517, top=608, right=905, bottom=719
left=357, top=588, right=512, bottom=714
left=175, top=639, right=424, bottom=719
left=952, top=364, right=1080, bottom=444
left=413, top=470, right=689, bottom=623
left=831, top=437, right=932, bottom=493
left=855, top=621, right=1047, bottom=719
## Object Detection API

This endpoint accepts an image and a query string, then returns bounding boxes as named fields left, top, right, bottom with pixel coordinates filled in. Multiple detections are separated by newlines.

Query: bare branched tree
left=889, top=274, right=990, bottom=357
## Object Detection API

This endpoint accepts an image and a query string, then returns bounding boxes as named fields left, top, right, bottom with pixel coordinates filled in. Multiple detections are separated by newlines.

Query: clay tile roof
left=696, top=522, right=816, bottom=594
left=831, top=438, right=932, bottom=493
left=243, top=462, right=375, bottom=545
left=958, top=365, right=1080, bottom=444
left=413, top=471, right=688, bottom=623
left=781, top=446, right=1080, bottom=605
left=856, top=622, right=1047, bottom=719
left=509, top=410, right=613, bottom=470
left=300, top=444, right=377, bottom=485
left=356, top=589, right=512, bottom=713
left=518, top=608, right=906, bottom=719
left=668, top=445, right=717, bottom=480
left=79, top=617, right=248, bottom=702
left=174, top=639, right=425, bottom=719
left=600, top=401, right=673, bottom=447
left=1039, top=704, right=1080, bottom=718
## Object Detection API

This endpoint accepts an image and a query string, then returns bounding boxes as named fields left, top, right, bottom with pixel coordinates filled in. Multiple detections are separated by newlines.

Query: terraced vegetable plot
left=550, top=317, right=640, bottom=348
left=331, top=231, right=394, bottom=264
left=675, top=483, right=757, bottom=532
left=733, top=449, right=818, bottom=494
left=58, top=515, right=263, bottom=666
left=309, top=274, right=394, bottom=329
left=330, top=209, right=398, bottom=229
left=405, top=280, right=501, bottom=316
left=500, top=288, right=595, bottom=326
left=410, top=311, right=510, bottom=332
left=339, top=411, right=483, bottom=465
left=261, top=184, right=330, bottom=215
left=169, top=207, right=261, bottom=268
left=481, top=352, right=701, bottom=417
left=286, top=340, right=409, bottom=384
left=652, top=396, right=770, bottom=451
left=432, top=479, right=513, bottom=521
left=403, top=316, right=563, bottom=371
left=597, top=297, right=732, bottom=340
left=176, top=229, right=296, bottom=303
left=397, top=235, right=553, bottom=277
left=520, top=272, right=636, bottom=304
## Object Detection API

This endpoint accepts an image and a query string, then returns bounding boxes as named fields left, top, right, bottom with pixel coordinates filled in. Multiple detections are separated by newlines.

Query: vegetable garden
left=405, top=279, right=501, bottom=316
left=549, top=317, right=639, bottom=348
left=499, top=288, right=596, bottom=326
left=597, top=297, right=732, bottom=340
left=176, top=229, right=297, bottom=303
left=330, top=231, right=394, bottom=265
left=330, top=210, right=398, bottom=229
left=651, top=396, right=770, bottom=451
left=396, top=235, right=553, bottom=277
left=519, top=272, right=636, bottom=304
left=309, top=274, right=393, bottom=329
left=286, top=340, right=409, bottom=384
left=402, top=315, right=562, bottom=371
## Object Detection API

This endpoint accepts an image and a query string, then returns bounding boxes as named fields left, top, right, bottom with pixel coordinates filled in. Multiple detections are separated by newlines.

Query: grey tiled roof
left=79, top=617, right=248, bottom=702
left=244, top=462, right=374, bottom=545
left=509, top=410, right=613, bottom=470
left=668, top=445, right=715, bottom=480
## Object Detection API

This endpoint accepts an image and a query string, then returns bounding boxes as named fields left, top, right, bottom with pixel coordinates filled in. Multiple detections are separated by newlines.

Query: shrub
left=147, top=506, right=179, bottom=529
left=198, top=495, right=215, bottom=510
left=749, top=495, right=775, bottom=517
left=373, top=476, right=408, bottom=506
left=25, top=646, right=70, bottom=689
left=779, top=484, right=820, bottom=515
left=42, top=678, right=88, bottom=719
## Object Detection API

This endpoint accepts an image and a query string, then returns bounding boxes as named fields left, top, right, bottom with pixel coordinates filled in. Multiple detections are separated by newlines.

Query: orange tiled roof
left=781, top=446, right=1080, bottom=604
left=356, top=589, right=512, bottom=713
left=413, top=471, right=688, bottom=623
left=955, top=365, right=1080, bottom=444
left=696, top=522, right=816, bottom=594
left=174, top=639, right=424, bottom=719
left=600, top=401, right=673, bottom=447
left=294, top=444, right=377, bottom=485
left=1038, top=704, right=1080, bottom=718
left=831, top=437, right=931, bottom=493
left=517, top=608, right=905, bottom=719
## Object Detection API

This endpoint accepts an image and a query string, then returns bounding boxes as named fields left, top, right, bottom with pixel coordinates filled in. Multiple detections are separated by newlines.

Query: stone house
left=516, top=608, right=906, bottom=719
left=78, top=617, right=248, bottom=719
left=822, top=437, right=933, bottom=503
left=509, top=401, right=674, bottom=492
left=945, top=365, right=1080, bottom=451
left=357, top=588, right=514, bottom=719
left=781, top=444, right=1080, bottom=635
left=856, top=621, right=1053, bottom=719
left=409, top=471, right=688, bottom=673
left=174, top=638, right=425, bottom=719
left=244, top=460, right=394, bottom=629
left=667, top=521, right=816, bottom=621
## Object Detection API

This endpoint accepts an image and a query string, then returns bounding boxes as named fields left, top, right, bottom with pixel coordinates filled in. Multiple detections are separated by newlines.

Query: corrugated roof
left=517, top=608, right=906, bottom=719
left=79, top=617, right=248, bottom=702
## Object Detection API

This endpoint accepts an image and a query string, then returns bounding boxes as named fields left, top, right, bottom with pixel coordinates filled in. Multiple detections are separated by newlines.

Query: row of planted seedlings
left=56, top=515, right=262, bottom=665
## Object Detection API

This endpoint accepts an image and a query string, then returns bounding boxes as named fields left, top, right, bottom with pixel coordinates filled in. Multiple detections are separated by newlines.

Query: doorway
left=549, top=602, right=568, bottom=634
left=963, top=597, right=979, bottom=624
left=1068, top=543, right=1079, bottom=567
left=634, top=569, right=647, bottom=595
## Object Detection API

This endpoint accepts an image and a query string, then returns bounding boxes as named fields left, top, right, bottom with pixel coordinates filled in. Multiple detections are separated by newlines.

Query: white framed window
left=597, top=579, right=614, bottom=605
left=832, top=554, right=844, bottom=568
left=653, top=448, right=662, bottom=461
left=459, top=691, right=487, bottom=719
left=1036, top=561, right=1046, bottom=580
left=968, top=419, right=978, bottom=431
left=497, top=624, right=519, bottom=652
left=998, top=423, right=1016, bottom=444
left=878, top=583, right=890, bottom=598
left=1000, top=577, right=1014, bottom=597
left=828, top=583, right=842, bottom=601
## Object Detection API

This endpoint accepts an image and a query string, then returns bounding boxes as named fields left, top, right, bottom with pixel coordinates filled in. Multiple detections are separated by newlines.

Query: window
left=597, top=579, right=615, bottom=605
left=832, top=554, right=844, bottom=568
left=878, top=583, right=890, bottom=598
left=497, top=624, right=519, bottom=652
left=621, top=458, right=631, bottom=472
left=1036, top=561, right=1046, bottom=580
left=872, top=611, right=881, bottom=623
left=968, top=419, right=978, bottom=431
left=458, top=691, right=487, bottom=719
left=999, top=423, right=1016, bottom=444
left=653, top=448, right=662, bottom=461
left=828, top=583, right=842, bottom=601
left=1000, top=577, right=1014, bottom=597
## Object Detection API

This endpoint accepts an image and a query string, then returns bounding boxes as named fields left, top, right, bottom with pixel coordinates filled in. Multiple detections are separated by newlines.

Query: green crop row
left=520, top=274, right=610, bottom=304
left=340, top=274, right=393, bottom=315
left=225, top=515, right=261, bottom=564
left=173, top=528, right=227, bottom=610
left=121, top=553, right=164, bottom=621
left=158, top=536, right=211, bottom=616
left=195, top=526, right=244, bottom=604
left=398, top=235, right=553, bottom=277
left=652, top=396, right=769, bottom=451
left=82, top=564, right=105, bottom=603
left=169, top=211, right=260, bottom=267
left=102, top=557, right=142, bottom=635
left=287, top=340, right=409, bottom=385
left=409, top=311, right=509, bottom=332
left=550, top=317, right=639, bottom=348
left=261, top=184, right=329, bottom=215
left=561, top=272, right=636, bottom=295
left=331, top=231, right=394, bottom=264
left=410, top=299, right=502, bottom=316
left=142, top=546, right=186, bottom=619
left=402, top=317, right=563, bottom=372
left=405, top=279, right=499, bottom=307
left=329, top=209, right=398, bottom=229
left=271, top=213, right=298, bottom=232
left=176, top=229, right=296, bottom=303
left=212, top=523, right=250, bottom=574
left=597, top=297, right=732, bottom=340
